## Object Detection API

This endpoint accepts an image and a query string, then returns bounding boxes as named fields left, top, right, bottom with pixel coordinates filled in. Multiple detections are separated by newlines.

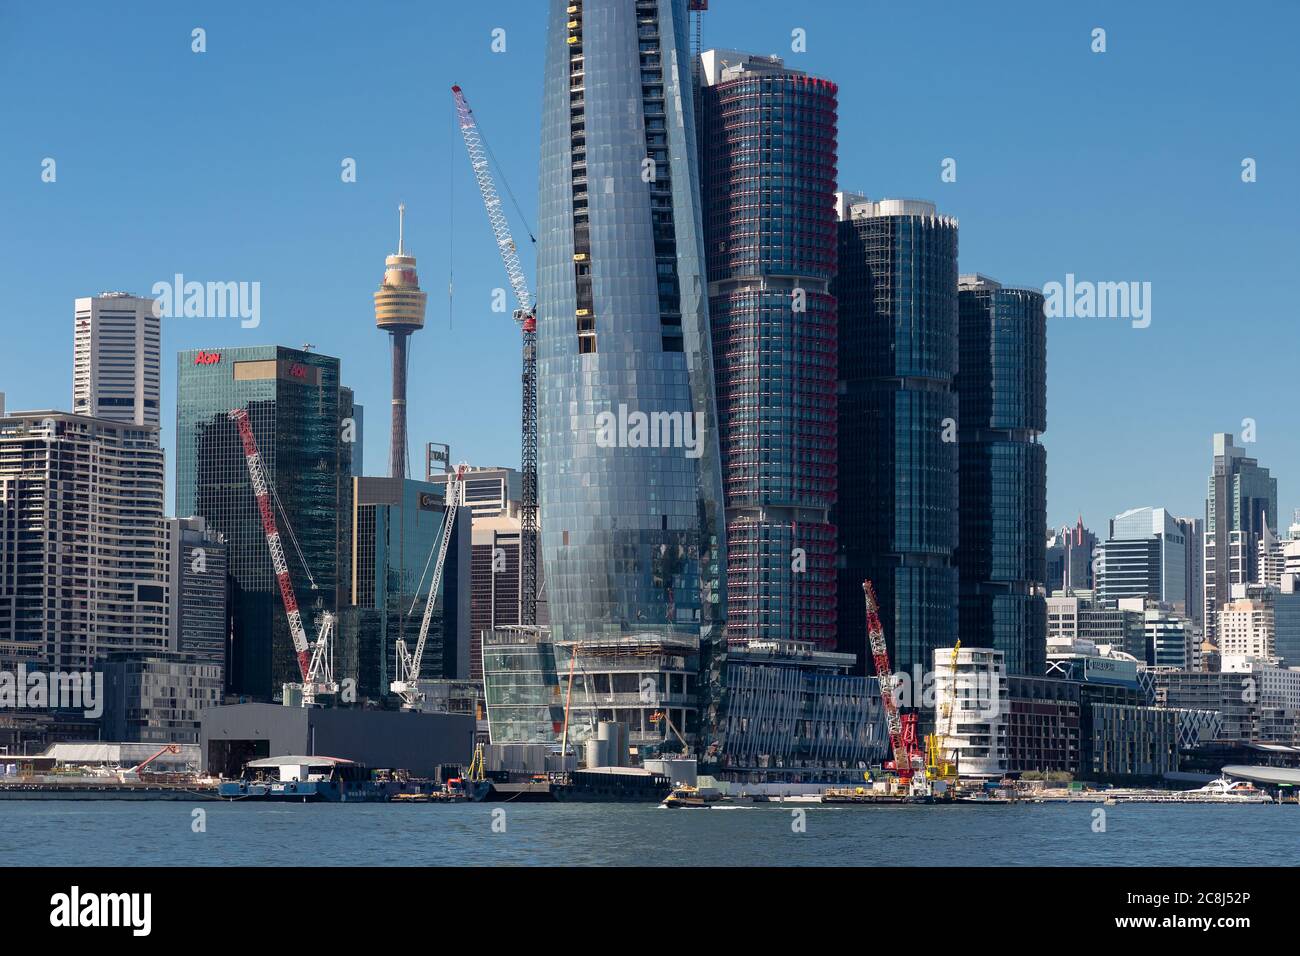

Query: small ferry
left=218, top=756, right=399, bottom=803
left=661, top=784, right=723, bottom=809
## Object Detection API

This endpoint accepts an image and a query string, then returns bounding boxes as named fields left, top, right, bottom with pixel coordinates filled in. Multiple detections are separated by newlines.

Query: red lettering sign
left=194, top=350, right=221, bottom=365
left=287, top=363, right=307, bottom=379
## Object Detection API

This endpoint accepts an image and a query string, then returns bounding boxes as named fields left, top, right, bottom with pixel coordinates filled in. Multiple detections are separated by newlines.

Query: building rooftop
left=835, top=193, right=957, bottom=226
left=245, top=755, right=353, bottom=768
left=698, top=48, right=801, bottom=86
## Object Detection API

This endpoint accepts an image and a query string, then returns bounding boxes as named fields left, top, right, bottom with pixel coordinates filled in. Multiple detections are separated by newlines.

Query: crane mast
left=862, top=580, right=910, bottom=779
left=391, top=463, right=467, bottom=709
left=229, top=408, right=336, bottom=706
left=451, top=83, right=539, bottom=626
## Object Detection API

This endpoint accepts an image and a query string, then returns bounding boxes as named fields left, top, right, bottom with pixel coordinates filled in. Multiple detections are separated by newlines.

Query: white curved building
left=933, top=646, right=1008, bottom=777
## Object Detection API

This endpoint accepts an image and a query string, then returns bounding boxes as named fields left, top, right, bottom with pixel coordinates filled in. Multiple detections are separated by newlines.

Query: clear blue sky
left=1, top=0, right=1296, bottom=532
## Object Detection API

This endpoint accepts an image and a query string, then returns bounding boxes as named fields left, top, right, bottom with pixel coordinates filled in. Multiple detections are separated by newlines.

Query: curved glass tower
left=834, top=196, right=960, bottom=677
left=700, top=50, right=839, bottom=649
left=536, top=0, right=727, bottom=746
left=956, top=275, right=1047, bottom=676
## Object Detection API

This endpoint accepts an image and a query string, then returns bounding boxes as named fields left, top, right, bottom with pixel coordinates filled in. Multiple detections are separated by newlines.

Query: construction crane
left=451, top=83, right=538, bottom=627
left=391, top=463, right=467, bottom=710
left=862, top=580, right=929, bottom=797
left=229, top=408, right=337, bottom=707
left=117, top=743, right=181, bottom=783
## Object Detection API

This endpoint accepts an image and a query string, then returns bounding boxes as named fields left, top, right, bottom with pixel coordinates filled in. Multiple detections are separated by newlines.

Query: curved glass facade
left=536, top=0, right=727, bottom=743
left=956, top=278, right=1048, bottom=675
left=702, top=61, right=839, bottom=648
left=834, top=199, right=959, bottom=675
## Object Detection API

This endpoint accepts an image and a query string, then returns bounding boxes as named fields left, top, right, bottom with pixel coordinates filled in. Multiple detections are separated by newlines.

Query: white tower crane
left=390, top=463, right=468, bottom=710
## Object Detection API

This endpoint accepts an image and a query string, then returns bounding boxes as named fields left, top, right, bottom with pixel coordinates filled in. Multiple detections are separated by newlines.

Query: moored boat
left=218, top=756, right=398, bottom=803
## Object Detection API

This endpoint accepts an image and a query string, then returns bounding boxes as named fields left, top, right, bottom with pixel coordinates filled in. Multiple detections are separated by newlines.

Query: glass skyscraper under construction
left=535, top=0, right=727, bottom=751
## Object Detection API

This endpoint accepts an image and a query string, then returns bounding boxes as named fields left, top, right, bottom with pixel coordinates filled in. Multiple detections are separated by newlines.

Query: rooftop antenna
left=398, top=202, right=406, bottom=255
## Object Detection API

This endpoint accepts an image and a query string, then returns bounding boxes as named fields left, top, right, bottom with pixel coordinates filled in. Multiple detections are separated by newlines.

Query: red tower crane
left=862, top=580, right=928, bottom=795
left=229, top=408, right=336, bottom=706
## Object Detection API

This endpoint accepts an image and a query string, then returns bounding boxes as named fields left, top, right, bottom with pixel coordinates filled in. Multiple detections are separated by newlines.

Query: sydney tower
left=373, top=204, right=428, bottom=478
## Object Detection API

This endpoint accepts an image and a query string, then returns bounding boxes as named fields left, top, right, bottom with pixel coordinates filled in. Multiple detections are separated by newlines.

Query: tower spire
left=375, top=202, right=427, bottom=479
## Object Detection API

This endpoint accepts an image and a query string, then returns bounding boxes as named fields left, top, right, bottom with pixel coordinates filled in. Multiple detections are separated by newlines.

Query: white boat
left=1106, top=776, right=1272, bottom=804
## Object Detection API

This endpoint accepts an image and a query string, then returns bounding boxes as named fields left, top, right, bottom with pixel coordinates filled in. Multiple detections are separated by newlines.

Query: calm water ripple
left=2, top=801, right=1296, bottom=866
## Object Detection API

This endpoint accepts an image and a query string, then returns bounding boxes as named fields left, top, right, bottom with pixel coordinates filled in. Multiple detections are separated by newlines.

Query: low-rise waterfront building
left=934, top=646, right=1008, bottom=777
left=1083, top=701, right=1178, bottom=782
left=715, top=639, right=887, bottom=782
left=481, top=626, right=565, bottom=746
left=102, top=653, right=224, bottom=745
left=1006, top=676, right=1080, bottom=775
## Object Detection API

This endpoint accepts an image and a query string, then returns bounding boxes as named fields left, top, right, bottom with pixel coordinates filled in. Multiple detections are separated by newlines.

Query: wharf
left=0, top=780, right=220, bottom=801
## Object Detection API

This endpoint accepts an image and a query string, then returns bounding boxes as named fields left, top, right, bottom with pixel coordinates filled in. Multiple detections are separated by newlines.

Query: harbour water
left=1, top=801, right=1295, bottom=866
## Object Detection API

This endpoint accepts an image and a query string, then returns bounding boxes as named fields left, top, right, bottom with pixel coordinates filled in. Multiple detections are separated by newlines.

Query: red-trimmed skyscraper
left=699, top=49, right=839, bottom=648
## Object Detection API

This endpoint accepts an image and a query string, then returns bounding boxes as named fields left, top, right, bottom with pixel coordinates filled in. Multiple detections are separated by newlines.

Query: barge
left=218, top=756, right=401, bottom=803
left=0, top=780, right=220, bottom=801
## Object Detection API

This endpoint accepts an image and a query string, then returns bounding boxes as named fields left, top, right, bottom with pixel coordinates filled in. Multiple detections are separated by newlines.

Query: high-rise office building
left=535, top=0, right=728, bottom=751
left=1276, top=576, right=1300, bottom=669
left=167, top=516, right=229, bottom=678
left=340, top=477, right=470, bottom=700
left=1204, top=433, right=1276, bottom=643
left=955, top=275, right=1047, bottom=675
left=1096, top=506, right=1187, bottom=610
left=1218, top=595, right=1275, bottom=660
left=373, top=205, right=427, bottom=479
left=699, top=49, right=839, bottom=648
left=1045, top=518, right=1098, bottom=595
left=1140, top=603, right=1192, bottom=670
left=0, top=411, right=169, bottom=669
left=1046, top=593, right=1146, bottom=661
left=834, top=194, right=959, bottom=675
left=175, top=346, right=354, bottom=700
left=73, top=292, right=161, bottom=429
left=1176, top=515, right=1204, bottom=630
left=1257, top=523, right=1286, bottom=589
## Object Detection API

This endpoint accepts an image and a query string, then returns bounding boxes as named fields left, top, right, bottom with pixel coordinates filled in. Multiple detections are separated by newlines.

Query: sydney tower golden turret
left=373, top=203, right=427, bottom=478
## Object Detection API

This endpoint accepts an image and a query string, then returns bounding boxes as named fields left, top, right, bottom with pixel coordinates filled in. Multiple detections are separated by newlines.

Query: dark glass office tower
left=340, top=477, right=470, bottom=701
left=1204, top=432, right=1277, bottom=644
left=176, top=346, right=353, bottom=699
left=834, top=196, right=959, bottom=676
left=955, top=275, right=1047, bottom=675
left=699, top=49, right=839, bottom=648
left=536, top=0, right=728, bottom=750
